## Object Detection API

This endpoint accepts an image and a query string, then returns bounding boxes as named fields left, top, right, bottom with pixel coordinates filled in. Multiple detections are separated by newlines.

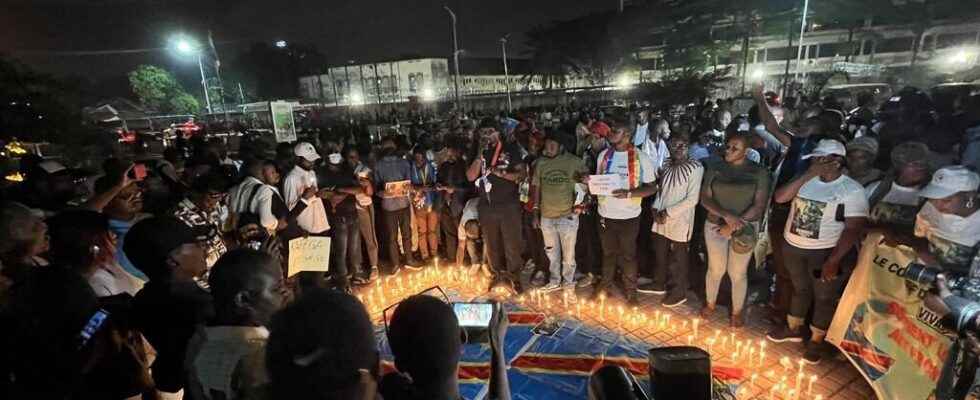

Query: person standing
left=172, top=173, right=230, bottom=269
left=437, top=145, right=470, bottom=264
left=319, top=151, right=365, bottom=292
left=347, top=147, right=380, bottom=280
left=591, top=117, right=658, bottom=304
left=374, top=138, right=419, bottom=274
left=640, top=132, right=704, bottom=308
left=283, top=142, right=331, bottom=289
left=532, top=131, right=587, bottom=296
left=766, top=139, right=869, bottom=364
left=697, top=133, right=769, bottom=327
left=467, top=118, right=528, bottom=294
left=411, top=147, right=440, bottom=263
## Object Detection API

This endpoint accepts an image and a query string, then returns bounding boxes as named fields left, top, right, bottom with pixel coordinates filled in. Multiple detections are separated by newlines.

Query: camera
left=905, top=263, right=968, bottom=291
left=904, top=263, right=980, bottom=336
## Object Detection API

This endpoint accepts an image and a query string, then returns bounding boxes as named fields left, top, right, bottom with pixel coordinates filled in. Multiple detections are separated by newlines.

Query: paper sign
left=385, top=180, right=412, bottom=197
left=270, top=101, right=297, bottom=143
left=287, top=237, right=331, bottom=277
left=588, top=174, right=624, bottom=196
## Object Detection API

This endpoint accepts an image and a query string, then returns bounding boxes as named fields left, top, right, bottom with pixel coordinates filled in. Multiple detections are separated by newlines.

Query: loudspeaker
left=648, top=346, right=712, bottom=400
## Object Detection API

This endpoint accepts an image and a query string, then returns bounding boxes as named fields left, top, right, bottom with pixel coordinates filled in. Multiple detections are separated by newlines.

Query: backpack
left=226, top=182, right=264, bottom=231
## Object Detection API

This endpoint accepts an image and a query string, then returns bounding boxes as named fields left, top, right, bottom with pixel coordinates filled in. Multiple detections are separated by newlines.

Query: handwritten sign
left=588, top=174, right=624, bottom=196
left=287, top=237, right=331, bottom=277
left=385, top=180, right=412, bottom=197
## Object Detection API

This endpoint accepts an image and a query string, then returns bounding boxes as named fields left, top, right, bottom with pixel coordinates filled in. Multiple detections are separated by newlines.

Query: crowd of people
left=0, top=80, right=979, bottom=399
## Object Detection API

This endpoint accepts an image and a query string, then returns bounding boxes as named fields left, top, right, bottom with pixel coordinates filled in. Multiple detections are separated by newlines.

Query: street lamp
left=275, top=40, right=288, bottom=48
left=172, top=36, right=213, bottom=114
left=500, top=34, right=512, bottom=113
left=444, top=5, right=461, bottom=111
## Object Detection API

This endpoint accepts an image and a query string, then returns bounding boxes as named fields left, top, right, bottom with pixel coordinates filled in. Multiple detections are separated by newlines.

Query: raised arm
left=752, top=83, right=793, bottom=147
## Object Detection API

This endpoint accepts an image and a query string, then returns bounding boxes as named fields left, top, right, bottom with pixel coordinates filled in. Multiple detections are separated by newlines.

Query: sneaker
left=637, top=283, right=666, bottom=295
left=531, top=270, right=548, bottom=287
left=803, top=341, right=831, bottom=364
left=637, top=276, right=653, bottom=286
left=539, top=282, right=562, bottom=293
left=351, top=275, right=369, bottom=286
left=368, top=266, right=379, bottom=281
left=404, top=263, right=423, bottom=271
left=577, top=273, right=595, bottom=288
left=387, top=266, right=401, bottom=277
left=661, top=292, right=688, bottom=308
left=766, top=325, right=806, bottom=343
left=523, top=259, right=536, bottom=271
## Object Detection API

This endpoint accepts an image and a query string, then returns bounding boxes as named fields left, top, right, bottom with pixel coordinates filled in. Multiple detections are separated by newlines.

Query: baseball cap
left=846, top=136, right=879, bottom=157
left=802, top=139, right=846, bottom=159
left=294, top=142, right=321, bottom=162
left=919, top=166, right=980, bottom=200
left=123, top=216, right=199, bottom=278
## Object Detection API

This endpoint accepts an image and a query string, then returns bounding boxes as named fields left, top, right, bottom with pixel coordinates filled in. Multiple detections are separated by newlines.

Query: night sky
left=3, top=0, right=615, bottom=84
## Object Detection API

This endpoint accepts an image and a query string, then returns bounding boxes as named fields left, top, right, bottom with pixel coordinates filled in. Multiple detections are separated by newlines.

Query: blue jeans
left=540, top=214, right=579, bottom=287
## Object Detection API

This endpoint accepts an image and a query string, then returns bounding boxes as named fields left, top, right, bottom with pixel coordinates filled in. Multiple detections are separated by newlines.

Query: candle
left=781, top=357, right=790, bottom=373
left=731, top=351, right=737, bottom=362
left=681, top=320, right=688, bottom=330
left=576, top=303, right=582, bottom=319
left=563, top=291, right=569, bottom=308
left=815, top=395, right=823, bottom=400
left=769, top=384, right=778, bottom=400
left=787, top=389, right=796, bottom=399
left=796, top=372, right=804, bottom=392
left=599, top=293, right=606, bottom=320
left=750, top=372, right=758, bottom=386
left=693, top=318, right=700, bottom=339
left=687, top=335, right=693, bottom=345
left=808, top=374, right=817, bottom=395
left=435, top=257, right=439, bottom=269
left=714, top=329, right=721, bottom=341
left=729, top=332, right=736, bottom=348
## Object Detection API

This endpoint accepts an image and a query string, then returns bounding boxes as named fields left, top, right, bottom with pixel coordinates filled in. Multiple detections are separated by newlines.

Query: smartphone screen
left=78, top=309, right=110, bottom=348
left=130, top=163, right=147, bottom=181
left=453, top=302, right=494, bottom=328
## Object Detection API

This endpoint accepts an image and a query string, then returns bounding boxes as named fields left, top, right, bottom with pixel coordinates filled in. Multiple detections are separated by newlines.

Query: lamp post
left=792, top=0, right=810, bottom=82
left=444, top=5, right=461, bottom=111
left=500, top=34, right=512, bottom=113
left=175, top=38, right=213, bottom=115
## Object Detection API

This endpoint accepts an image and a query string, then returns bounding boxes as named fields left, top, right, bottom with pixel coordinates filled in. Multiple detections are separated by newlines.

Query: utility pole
left=444, top=5, right=461, bottom=111
left=500, top=34, right=512, bottom=113
left=792, top=0, right=810, bottom=82
left=197, top=54, right=212, bottom=114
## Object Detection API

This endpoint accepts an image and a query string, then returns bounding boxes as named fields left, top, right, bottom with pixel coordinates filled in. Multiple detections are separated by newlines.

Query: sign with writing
left=270, top=101, right=297, bottom=143
left=287, top=236, right=331, bottom=277
left=827, top=233, right=953, bottom=400
left=385, top=180, right=412, bottom=198
left=588, top=174, right=624, bottom=196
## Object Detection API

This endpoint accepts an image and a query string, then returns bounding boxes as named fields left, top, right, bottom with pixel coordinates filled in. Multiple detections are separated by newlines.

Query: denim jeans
left=704, top=221, right=752, bottom=314
left=540, top=214, right=579, bottom=287
left=330, top=215, right=361, bottom=287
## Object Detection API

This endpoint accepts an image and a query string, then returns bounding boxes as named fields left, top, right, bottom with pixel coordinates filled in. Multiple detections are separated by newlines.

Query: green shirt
left=702, top=159, right=770, bottom=218
left=533, top=153, right=587, bottom=218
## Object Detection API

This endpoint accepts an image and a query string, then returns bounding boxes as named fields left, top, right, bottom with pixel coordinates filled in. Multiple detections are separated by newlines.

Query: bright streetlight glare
left=750, top=69, right=765, bottom=81
left=275, top=40, right=288, bottom=48
left=616, top=73, right=632, bottom=89
left=351, top=93, right=365, bottom=105
left=422, top=87, right=436, bottom=101
left=173, top=37, right=198, bottom=54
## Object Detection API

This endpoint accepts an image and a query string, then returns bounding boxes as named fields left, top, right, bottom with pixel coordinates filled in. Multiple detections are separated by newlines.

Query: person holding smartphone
left=381, top=295, right=511, bottom=400
left=766, top=139, right=869, bottom=365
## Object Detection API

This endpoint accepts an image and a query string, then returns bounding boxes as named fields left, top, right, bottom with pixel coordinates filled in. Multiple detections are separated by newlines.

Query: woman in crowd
left=698, top=132, right=770, bottom=327
left=913, top=166, right=980, bottom=275
left=0, top=201, right=49, bottom=289
left=844, top=136, right=882, bottom=186
left=865, top=141, right=933, bottom=235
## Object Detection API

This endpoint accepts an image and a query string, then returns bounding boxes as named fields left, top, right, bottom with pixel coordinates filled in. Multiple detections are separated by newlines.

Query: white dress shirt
left=228, top=177, right=279, bottom=231
left=284, top=166, right=330, bottom=234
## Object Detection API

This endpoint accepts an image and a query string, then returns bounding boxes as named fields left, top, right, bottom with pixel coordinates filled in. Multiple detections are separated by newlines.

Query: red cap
left=590, top=121, right=611, bottom=138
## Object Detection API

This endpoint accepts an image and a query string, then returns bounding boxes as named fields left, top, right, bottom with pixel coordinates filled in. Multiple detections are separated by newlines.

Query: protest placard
left=385, top=180, right=412, bottom=197
left=587, top=174, right=624, bottom=196
left=287, top=236, right=331, bottom=277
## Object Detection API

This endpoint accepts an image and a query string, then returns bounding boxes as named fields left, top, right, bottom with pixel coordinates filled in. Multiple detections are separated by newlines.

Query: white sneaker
left=523, top=259, right=536, bottom=271
left=576, top=273, right=595, bottom=288
left=539, top=282, right=562, bottom=293
left=468, top=264, right=481, bottom=275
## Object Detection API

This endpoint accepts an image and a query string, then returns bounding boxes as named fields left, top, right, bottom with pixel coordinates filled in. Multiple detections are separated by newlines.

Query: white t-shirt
left=283, top=166, right=330, bottom=234
left=784, top=175, right=869, bottom=249
left=595, top=149, right=657, bottom=220
left=914, top=202, right=980, bottom=273
left=864, top=181, right=923, bottom=228
left=89, top=261, right=144, bottom=297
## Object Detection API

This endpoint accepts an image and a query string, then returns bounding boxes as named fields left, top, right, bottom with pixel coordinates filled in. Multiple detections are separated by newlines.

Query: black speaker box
left=648, top=346, right=712, bottom=400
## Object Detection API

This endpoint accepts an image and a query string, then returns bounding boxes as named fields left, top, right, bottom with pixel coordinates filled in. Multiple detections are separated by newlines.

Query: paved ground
left=356, top=265, right=876, bottom=399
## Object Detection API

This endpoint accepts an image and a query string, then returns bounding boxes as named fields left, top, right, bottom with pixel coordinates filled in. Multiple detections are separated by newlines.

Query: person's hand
left=806, top=157, right=840, bottom=177
left=654, top=209, right=668, bottom=224
left=721, top=212, right=745, bottom=232
left=612, top=189, right=630, bottom=199
left=302, top=186, right=317, bottom=200
left=820, top=259, right=840, bottom=282
left=751, top=83, right=765, bottom=100
left=488, top=301, right=509, bottom=352
left=715, top=223, right=734, bottom=238
left=119, top=163, right=138, bottom=189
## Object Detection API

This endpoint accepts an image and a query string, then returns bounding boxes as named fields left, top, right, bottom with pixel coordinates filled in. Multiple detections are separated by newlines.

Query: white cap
left=802, top=139, right=846, bottom=159
left=920, top=166, right=980, bottom=199
left=294, top=142, right=321, bottom=162
left=38, top=160, right=67, bottom=174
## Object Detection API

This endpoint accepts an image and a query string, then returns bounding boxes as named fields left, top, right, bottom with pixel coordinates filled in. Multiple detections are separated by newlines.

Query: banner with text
left=827, top=233, right=953, bottom=400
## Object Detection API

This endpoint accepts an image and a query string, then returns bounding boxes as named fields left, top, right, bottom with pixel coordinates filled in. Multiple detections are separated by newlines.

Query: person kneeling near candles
left=456, top=197, right=487, bottom=274
left=380, top=295, right=511, bottom=400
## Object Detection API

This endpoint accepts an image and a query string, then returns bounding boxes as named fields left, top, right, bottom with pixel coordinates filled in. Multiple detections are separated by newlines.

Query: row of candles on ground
left=353, top=264, right=826, bottom=399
